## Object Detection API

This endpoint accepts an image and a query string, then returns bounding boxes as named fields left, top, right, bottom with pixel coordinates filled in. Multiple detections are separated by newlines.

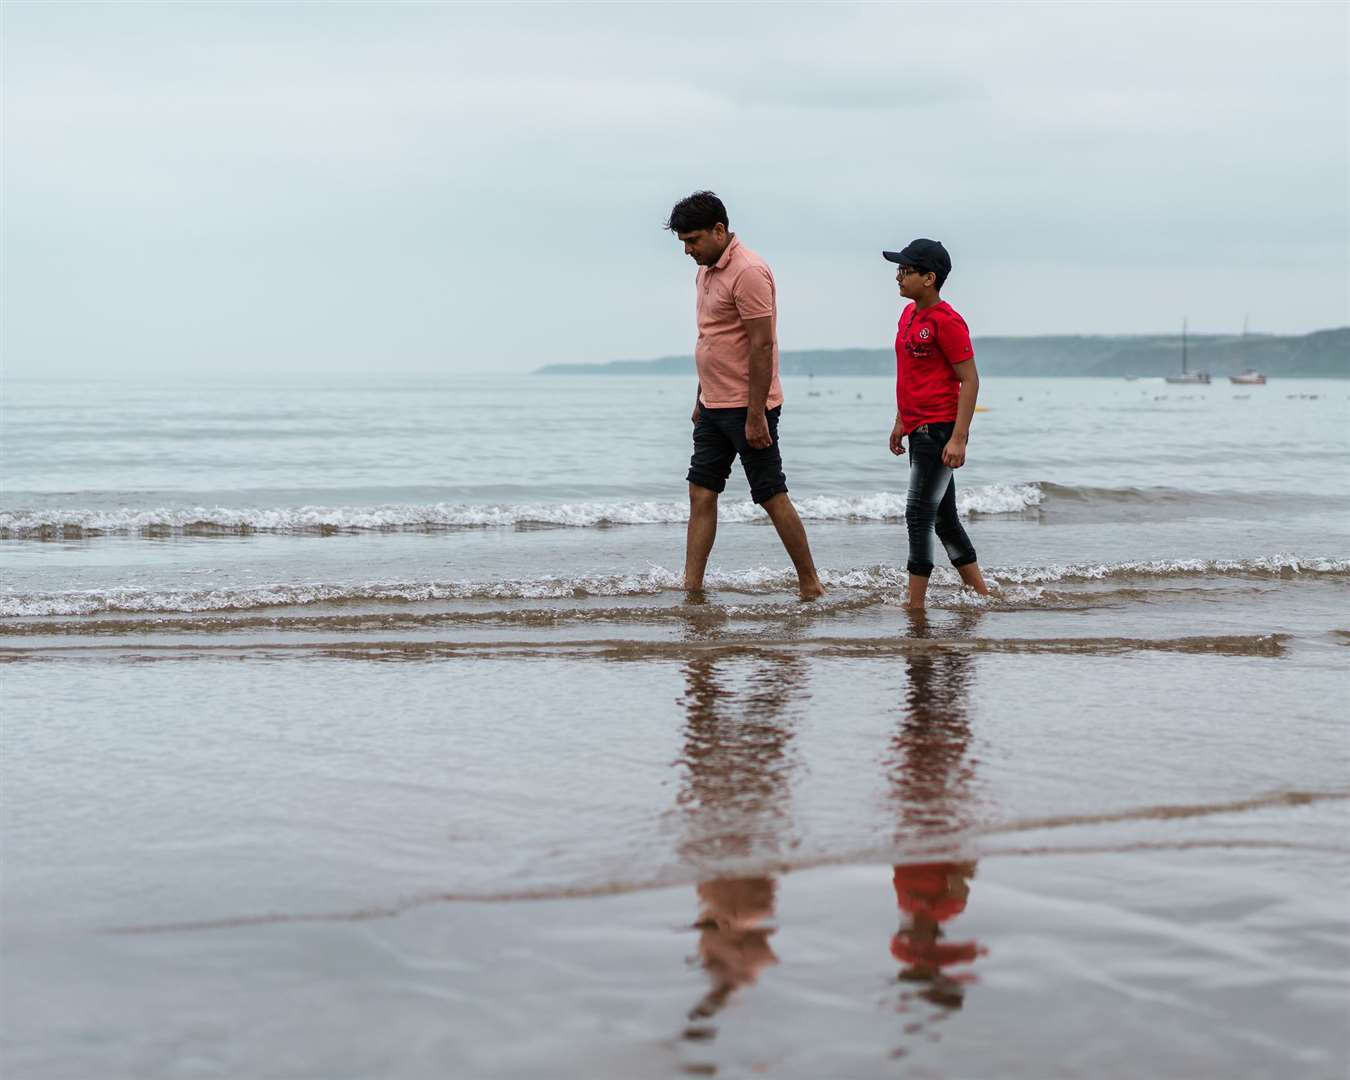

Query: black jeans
left=687, top=405, right=789, bottom=505
left=905, top=422, right=977, bottom=577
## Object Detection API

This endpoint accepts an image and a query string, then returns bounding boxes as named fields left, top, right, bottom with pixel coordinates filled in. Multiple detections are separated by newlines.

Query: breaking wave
left=3, top=555, right=1345, bottom=618
left=0, top=486, right=1043, bottom=538
left=987, top=555, right=1350, bottom=584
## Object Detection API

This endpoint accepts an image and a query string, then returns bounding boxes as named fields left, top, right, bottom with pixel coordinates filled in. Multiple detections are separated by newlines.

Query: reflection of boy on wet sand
left=891, top=860, right=984, bottom=1008
left=687, top=876, right=779, bottom=1024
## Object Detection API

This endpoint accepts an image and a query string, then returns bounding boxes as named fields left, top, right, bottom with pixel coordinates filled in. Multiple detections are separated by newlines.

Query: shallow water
left=2, top=374, right=1348, bottom=1077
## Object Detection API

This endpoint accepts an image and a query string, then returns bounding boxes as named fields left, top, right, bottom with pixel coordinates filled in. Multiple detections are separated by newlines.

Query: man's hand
left=941, top=432, right=968, bottom=469
left=889, top=420, right=906, bottom=456
left=745, top=409, right=772, bottom=449
left=692, top=402, right=701, bottom=424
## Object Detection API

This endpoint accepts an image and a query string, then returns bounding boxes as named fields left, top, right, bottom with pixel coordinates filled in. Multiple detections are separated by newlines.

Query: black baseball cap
left=882, top=238, right=951, bottom=276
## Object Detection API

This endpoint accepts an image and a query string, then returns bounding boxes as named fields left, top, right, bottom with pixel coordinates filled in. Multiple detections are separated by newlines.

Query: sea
left=3, top=373, right=1348, bottom=1079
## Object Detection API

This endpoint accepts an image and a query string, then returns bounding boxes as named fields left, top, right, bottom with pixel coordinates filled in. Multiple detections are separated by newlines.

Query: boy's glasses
left=898, top=266, right=923, bottom=277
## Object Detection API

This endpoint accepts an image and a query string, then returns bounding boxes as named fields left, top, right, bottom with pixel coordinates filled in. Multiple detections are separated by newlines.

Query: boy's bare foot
left=956, top=563, right=990, bottom=596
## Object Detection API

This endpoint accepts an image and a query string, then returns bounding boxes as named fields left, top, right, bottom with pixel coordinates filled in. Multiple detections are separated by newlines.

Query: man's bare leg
left=760, top=493, right=825, bottom=599
left=684, top=484, right=719, bottom=592
left=957, top=562, right=990, bottom=596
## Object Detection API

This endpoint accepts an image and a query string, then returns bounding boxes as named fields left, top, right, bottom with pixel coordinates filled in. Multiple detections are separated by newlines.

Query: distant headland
left=536, top=327, right=1349, bottom=378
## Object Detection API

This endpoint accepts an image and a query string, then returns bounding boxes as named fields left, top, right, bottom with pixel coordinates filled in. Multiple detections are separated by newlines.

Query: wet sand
left=6, top=842, right=1346, bottom=1079
left=4, top=611, right=1348, bottom=1078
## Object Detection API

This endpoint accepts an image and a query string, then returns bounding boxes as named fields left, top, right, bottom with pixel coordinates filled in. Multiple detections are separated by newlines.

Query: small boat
left=1164, top=318, right=1210, bottom=384
left=1229, top=369, right=1267, bottom=385
left=1167, top=371, right=1211, bottom=385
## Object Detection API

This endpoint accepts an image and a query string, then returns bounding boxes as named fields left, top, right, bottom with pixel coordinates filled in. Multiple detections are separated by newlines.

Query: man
left=884, top=238, right=991, bottom=609
left=665, top=190, right=823, bottom=599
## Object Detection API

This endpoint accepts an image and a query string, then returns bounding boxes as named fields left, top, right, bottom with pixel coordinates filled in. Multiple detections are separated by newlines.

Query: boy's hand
left=889, top=421, right=905, bottom=456
left=941, top=433, right=968, bottom=469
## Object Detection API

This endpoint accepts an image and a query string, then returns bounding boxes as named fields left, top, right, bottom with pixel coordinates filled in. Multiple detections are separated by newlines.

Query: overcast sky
left=4, top=1, right=1347, bottom=377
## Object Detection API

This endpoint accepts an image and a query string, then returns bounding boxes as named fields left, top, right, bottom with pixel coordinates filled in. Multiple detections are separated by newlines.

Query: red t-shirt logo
left=918, top=327, right=932, bottom=340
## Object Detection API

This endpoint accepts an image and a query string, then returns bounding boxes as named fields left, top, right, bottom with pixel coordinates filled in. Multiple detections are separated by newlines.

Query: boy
left=883, top=239, right=991, bottom=609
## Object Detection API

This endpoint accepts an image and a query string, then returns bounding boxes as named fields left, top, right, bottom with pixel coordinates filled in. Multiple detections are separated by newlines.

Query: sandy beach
left=4, top=635, right=1347, bottom=1078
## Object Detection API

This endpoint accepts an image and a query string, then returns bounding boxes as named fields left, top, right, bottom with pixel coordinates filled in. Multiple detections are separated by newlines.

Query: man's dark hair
left=665, top=191, right=728, bottom=233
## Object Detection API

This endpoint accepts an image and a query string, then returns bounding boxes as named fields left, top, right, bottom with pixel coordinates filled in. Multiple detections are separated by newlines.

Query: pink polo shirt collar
left=711, top=234, right=740, bottom=272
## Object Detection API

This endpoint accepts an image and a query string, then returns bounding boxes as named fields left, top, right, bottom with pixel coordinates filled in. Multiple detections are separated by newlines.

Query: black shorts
left=687, top=404, right=789, bottom=505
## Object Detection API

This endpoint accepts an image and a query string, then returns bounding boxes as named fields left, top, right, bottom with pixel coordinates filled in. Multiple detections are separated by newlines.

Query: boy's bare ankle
left=906, top=576, right=930, bottom=609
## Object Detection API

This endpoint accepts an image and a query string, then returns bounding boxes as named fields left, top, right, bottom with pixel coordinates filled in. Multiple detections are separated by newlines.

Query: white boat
left=1166, top=371, right=1210, bottom=385
left=1229, top=369, right=1267, bottom=385
left=1164, top=318, right=1210, bottom=384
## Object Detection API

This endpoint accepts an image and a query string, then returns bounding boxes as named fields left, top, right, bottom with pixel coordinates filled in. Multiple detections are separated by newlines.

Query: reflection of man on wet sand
left=888, top=609, right=986, bottom=1009
left=688, top=876, right=779, bottom=1023
left=674, top=653, right=802, bottom=1040
left=891, top=861, right=983, bottom=1007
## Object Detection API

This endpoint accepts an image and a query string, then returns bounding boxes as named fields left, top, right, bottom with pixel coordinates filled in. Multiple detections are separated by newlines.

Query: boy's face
left=897, top=265, right=938, bottom=300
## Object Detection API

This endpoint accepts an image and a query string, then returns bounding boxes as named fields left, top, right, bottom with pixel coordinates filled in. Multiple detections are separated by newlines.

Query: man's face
left=897, top=264, right=937, bottom=300
left=678, top=224, right=729, bottom=267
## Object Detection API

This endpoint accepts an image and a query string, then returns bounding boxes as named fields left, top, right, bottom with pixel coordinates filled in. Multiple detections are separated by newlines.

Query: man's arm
left=692, top=382, right=702, bottom=423
left=743, top=315, right=774, bottom=449
left=942, top=359, right=979, bottom=468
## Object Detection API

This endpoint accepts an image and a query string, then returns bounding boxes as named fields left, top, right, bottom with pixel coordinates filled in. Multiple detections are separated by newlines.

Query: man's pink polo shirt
left=694, top=235, right=784, bottom=409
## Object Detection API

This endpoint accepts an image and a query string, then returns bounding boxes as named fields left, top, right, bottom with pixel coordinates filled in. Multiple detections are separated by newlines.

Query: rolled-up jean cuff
left=750, top=482, right=788, bottom=505
left=906, top=560, right=935, bottom=577
left=950, top=553, right=978, bottom=568
left=687, top=472, right=727, bottom=494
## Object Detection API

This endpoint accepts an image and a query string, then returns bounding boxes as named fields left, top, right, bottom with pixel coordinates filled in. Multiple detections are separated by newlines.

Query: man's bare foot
left=799, top=580, right=825, bottom=601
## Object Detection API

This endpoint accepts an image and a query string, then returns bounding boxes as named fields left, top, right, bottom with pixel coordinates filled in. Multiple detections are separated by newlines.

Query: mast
left=1182, top=317, right=1188, bottom=375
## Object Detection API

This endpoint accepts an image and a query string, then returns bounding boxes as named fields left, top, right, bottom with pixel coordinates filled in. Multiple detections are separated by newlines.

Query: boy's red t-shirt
left=895, top=300, right=974, bottom=434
